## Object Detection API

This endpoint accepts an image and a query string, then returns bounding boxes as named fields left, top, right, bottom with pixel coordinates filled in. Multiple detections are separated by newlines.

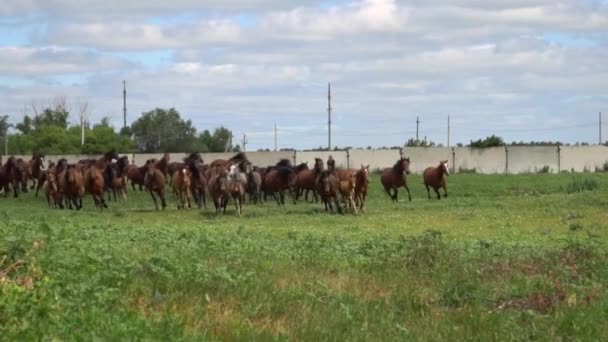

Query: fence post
left=451, top=147, right=456, bottom=174
left=505, top=146, right=509, bottom=174
left=399, top=147, right=404, bottom=159
left=293, top=151, right=297, bottom=166
left=346, top=150, right=350, bottom=169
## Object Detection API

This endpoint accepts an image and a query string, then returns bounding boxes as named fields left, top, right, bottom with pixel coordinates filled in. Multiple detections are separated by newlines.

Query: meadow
left=1, top=173, right=607, bottom=340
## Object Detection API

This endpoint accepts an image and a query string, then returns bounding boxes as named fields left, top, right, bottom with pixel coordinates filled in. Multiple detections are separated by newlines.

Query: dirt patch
left=494, top=282, right=566, bottom=314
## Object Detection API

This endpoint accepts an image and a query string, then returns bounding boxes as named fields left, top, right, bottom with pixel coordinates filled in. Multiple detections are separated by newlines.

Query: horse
left=171, top=166, right=191, bottom=210
left=105, top=156, right=130, bottom=201
left=127, top=163, right=147, bottom=191
left=247, top=166, right=263, bottom=204
left=184, top=153, right=207, bottom=209
left=338, top=172, right=358, bottom=215
left=60, top=164, right=85, bottom=210
left=381, top=157, right=412, bottom=202
left=354, top=165, right=370, bottom=212
left=316, top=170, right=342, bottom=214
left=15, top=158, right=29, bottom=193
left=44, top=170, right=59, bottom=208
left=263, top=166, right=296, bottom=206
left=85, top=165, right=108, bottom=209
left=0, top=157, right=19, bottom=198
left=208, top=168, right=229, bottom=214
left=228, top=163, right=247, bottom=216
left=327, top=155, right=336, bottom=173
left=156, top=153, right=171, bottom=181
left=167, top=161, right=185, bottom=185
left=145, top=159, right=167, bottom=211
left=423, top=160, right=449, bottom=200
left=294, top=158, right=323, bottom=202
left=209, top=152, right=248, bottom=169
left=28, top=153, right=45, bottom=194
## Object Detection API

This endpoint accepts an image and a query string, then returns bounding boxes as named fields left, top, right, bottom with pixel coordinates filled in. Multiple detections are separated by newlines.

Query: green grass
left=1, top=173, right=608, bottom=340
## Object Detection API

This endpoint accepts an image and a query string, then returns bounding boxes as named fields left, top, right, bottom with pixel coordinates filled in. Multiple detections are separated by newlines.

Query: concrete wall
left=560, top=146, right=608, bottom=172
left=507, top=146, right=558, bottom=174
left=454, top=147, right=506, bottom=174
left=5, top=145, right=608, bottom=174
left=348, top=149, right=401, bottom=171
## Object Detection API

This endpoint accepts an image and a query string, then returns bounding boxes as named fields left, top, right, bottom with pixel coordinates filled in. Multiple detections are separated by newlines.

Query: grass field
left=1, top=173, right=608, bottom=340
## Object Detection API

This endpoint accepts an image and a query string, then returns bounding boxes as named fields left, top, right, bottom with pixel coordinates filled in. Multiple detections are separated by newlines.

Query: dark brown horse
left=354, top=165, right=370, bottom=213
left=0, top=157, right=19, bottom=198
left=145, top=159, right=167, bottom=211
left=263, top=166, right=296, bottom=206
left=294, top=158, right=323, bottom=202
left=105, top=156, right=129, bottom=201
left=59, top=165, right=85, bottom=210
left=15, top=158, right=29, bottom=193
left=28, top=153, right=46, bottom=197
left=208, top=168, right=229, bottom=214
left=381, top=157, right=412, bottom=202
left=423, top=160, right=449, bottom=200
left=127, top=163, right=148, bottom=191
left=247, top=166, right=263, bottom=204
left=316, top=170, right=342, bottom=214
left=155, top=153, right=171, bottom=181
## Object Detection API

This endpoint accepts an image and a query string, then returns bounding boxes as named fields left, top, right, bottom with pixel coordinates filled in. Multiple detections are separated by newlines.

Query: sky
left=1, top=0, right=607, bottom=150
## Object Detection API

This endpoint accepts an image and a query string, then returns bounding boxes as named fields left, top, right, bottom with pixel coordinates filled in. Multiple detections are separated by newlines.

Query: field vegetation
left=1, top=173, right=607, bottom=340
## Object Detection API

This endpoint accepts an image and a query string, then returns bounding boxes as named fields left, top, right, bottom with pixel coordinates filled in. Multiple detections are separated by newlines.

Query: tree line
left=1, top=104, right=240, bottom=155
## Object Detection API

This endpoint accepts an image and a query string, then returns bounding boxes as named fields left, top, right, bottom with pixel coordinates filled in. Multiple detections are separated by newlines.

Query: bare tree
left=76, top=98, right=89, bottom=146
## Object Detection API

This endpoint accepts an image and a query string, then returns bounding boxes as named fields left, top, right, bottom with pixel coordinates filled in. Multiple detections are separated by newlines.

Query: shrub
left=562, top=177, right=599, bottom=194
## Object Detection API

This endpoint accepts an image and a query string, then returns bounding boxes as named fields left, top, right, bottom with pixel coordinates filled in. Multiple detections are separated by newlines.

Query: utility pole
left=327, top=82, right=332, bottom=151
left=78, top=100, right=88, bottom=146
left=274, top=122, right=277, bottom=151
left=122, top=80, right=127, bottom=129
left=600, top=112, right=603, bottom=145
left=242, top=133, right=248, bottom=152
left=416, top=116, right=420, bottom=141
left=447, top=115, right=451, bottom=147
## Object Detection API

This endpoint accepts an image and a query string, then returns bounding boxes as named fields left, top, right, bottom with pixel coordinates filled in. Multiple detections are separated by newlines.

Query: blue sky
left=1, top=0, right=607, bottom=150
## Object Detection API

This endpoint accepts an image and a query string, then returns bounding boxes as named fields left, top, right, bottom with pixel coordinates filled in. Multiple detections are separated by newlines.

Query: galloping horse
left=247, top=166, right=263, bottom=204
left=28, top=153, right=45, bottom=195
left=171, top=165, right=191, bottom=209
left=209, top=168, right=229, bottom=214
left=294, top=158, right=323, bottom=202
left=316, top=170, right=342, bottom=214
left=60, top=165, right=85, bottom=210
left=184, top=153, right=207, bottom=209
left=263, top=166, right=296, bottom=206
left=127, top=163, right=147, bottom=191
left=85, top=165, right=108, bottom=209
left=423, top=160, right=449, bottom=200
left=228, top=163, right=247, bottom=216
left=354, top=165, right=370, bottom=212
left=338, top=172, right=358, bottom=215
left=44, top=169, right=59, bottom=208
left=145, top=159, right=167, bottom=211
left=209, top=152, right=248, bottom=169
left=0, top=157, right=19, bottom=198
left=380, top=157, right=412, bottom=202
left=156, top=153, right=171, bottom=181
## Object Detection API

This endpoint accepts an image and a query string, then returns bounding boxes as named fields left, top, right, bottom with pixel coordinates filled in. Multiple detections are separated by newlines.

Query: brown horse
left=247, top=166, right=263, bottom=204
left=316, top=170, right=342, bottom=214
left=228, top=163, right=247, bottom=216
left=156, top=153, right=171, bottom=181
left=423, top=160, right=449, bottom=200
left=338, top=172, right=358, bottom=215
left=184, top=153, right=207, bottom=209
left=127, top=163, right=148, bottom=191
left=0, top=157, right=19, bottom=198
left=294, top=158, right=323, bottom=202
left=172, top=167, right=191, bottom=209
left=208, top=168, right=229, bottom=214
left=209, top=152, right=248, bottom=169
left=44, top=170, right=59, bottom=208
left=105, top=156, right=129, bottom=201
left=167, top=161, right=185, bottom=185
left=60, top=165, right=85, bottom=210
left=28, top=153, right=45, bottom=193
left=381, top=157, right=412, bottom=202
left=354, top=165, right=370, bottom=212
left=14, top=158, right=29, bottom=194
left=85, top=165, right=108, bottom=209
left=263, top=166, right=296, bottom=206
left=145, top=159, right=167, bottom=211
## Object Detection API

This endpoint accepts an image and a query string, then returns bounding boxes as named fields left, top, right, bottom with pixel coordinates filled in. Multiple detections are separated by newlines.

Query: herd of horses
left=0, top=151, right=450, bottom=215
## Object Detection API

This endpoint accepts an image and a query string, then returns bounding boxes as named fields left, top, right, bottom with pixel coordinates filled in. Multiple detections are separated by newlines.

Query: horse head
left=314, top=158, right=324, bottom=173
left=105, top=149, right=120, bottom=162
left=66, top=165, right=77, bottom=184
left=441, top=160, right=450, bottom=176
left=401, top=157, right=411, bottom=175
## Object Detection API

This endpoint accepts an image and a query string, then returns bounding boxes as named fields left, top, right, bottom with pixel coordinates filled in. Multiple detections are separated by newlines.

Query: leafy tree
left=405, top=138, right=436, bottom=147
left=131, top=108, right=198, bottom=152
left=468, top=135, right=505, bottom=148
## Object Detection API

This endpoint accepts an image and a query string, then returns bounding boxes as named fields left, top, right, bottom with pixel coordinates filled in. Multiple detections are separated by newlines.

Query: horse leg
left=392, top=188, right=399, bottom=202
left=335, top=196, right=343, bottom=214
left=425, top=184, right=431, bottom=199
left=443, top=184, right=448, bottom=198
left=279, top=191, right=285, bottom=206
left=149, top=190, right=159, bottom=211
left=35, top=179, right=44, bottom=197
left=271, top=192, right=280, bottom=206
left=160, top=192, right=167, bottom=210
left=434, top=187, right=441, bottom=200
left=405, top=185, right=412, bottom=202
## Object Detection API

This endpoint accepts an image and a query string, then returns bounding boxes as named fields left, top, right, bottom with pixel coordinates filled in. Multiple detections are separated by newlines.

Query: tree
left=468, top=135, right=505, bottom=148
left=405, top=138, right=436, bottom=147
left=131, top=108, right=198, bottom=152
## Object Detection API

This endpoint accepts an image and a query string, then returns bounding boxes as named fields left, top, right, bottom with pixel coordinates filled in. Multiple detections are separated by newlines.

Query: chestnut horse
left=156, top=153, right=171, bottom=181
left=316, top=170, right=342, bottom=214
left=172, top=166, right=191, bottom=210
left=354, top=165, right=370, bottom=212
left=381, top=157, right=412, bottom=202
left=145, top=159, right=167, bottom=211
left=423, top=160, right=449, bottom=200
left=59, top=165, right=85, bottom=210
left=85, top=165, right=108, bottom=209
left=209, top=152, right=248, bottom=169
left=338, top=172, right=358, bottom=215
left=294, top=158, right=323, bottom=202
left=127, top=163, right=147, bottom=191
left=44, top=170, right=59, bottom=208
left=0, top=157, right=19, bottom=198
left=228, top=163, right=247, bottom=216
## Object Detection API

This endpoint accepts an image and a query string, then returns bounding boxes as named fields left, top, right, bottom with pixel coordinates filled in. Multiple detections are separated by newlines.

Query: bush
left=562, top=177, right=599, bottom=194
left=537, top=165, right=551, bottom=174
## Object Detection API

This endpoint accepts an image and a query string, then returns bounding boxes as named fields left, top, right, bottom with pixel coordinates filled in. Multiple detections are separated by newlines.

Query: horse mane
left=184, top=152, right=202, bottom=163
left=116, top=156, right=129, bottom=176
left=294, top=162, right=309, bottom=173
left=229, top=152, right=248, bottom=163
left=276, top=159, right=292, bottom=168
left=392, top=158, right=409, bottom=173
left=275, top=166, right=294, bottom=181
